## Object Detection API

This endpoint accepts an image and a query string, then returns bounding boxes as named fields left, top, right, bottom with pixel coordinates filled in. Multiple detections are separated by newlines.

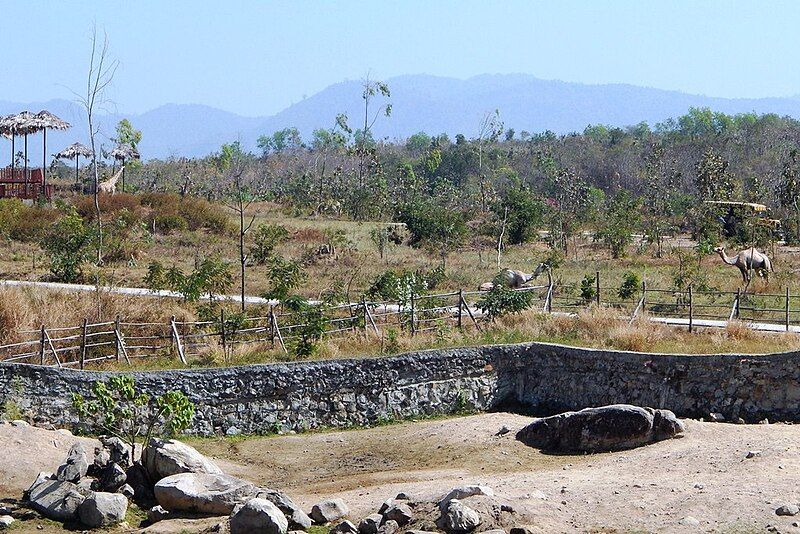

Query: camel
left=98, top=168, right=124, bottom=195
left=714, top=246, right=773, bottom=284
left=480, top=263, right=548, bottom=291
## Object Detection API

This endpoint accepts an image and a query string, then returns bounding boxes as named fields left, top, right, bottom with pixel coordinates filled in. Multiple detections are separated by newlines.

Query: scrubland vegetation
left=6, top=104, right=800, bottom=363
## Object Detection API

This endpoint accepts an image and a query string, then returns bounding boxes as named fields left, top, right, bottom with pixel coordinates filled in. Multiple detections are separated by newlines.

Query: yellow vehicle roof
left=703, top=200, right=768, bottom=212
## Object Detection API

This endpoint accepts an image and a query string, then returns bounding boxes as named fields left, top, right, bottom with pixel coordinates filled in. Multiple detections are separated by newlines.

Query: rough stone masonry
left=1, top=342, right=799, bottom=435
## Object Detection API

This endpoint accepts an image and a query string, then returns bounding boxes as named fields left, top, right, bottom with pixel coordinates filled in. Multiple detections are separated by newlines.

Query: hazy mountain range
left=4, top=74, right=800, bottom=160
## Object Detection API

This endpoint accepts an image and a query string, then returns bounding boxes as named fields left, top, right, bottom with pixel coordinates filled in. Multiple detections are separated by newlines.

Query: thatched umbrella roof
left=55, top=142, right=93, bottom=160
left=109, top=145, right=140, bottom=161
left=5, top=111, right=42, bottom=136
left=33, top=110, right=70, bottom=131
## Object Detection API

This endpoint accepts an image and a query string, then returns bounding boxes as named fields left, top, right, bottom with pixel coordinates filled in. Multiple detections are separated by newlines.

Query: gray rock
left=76, top=477, right=98, bottom=492
left=99, top=462, right=127, bottom=492
left=256, top=488, right=313, bottom=530
left=56, top=443, right=89, bottom=483
left=378, top=498, right=394, bottom=515
left=27, top=478, right=86, bottom=521
left=154, top=472, right=257, bottom=515
left=311, top=498, right=350, bottom=524
left=708, top=412, right=726, bottom=423
left=443, top=499, right=481, bottom=532
left=379, top=519, right=399, bottom=534
left=776, top=504, right=800, bottom=516
left=406, top=531, right=439, bottom=534
left=92, top=446, right=111, bottom=473
left=119, top=483, right=135, bottom=499
left=358, top=513, right=383, bottom=534
left=331, top=520, right=359, bottom=534
left=438, top=486, right=494, bottom=511
left=383, top=503, right=413, bottom=526
left=147, top=505, right=170, bottom=523
left=125, top=463, right=154, bottom=502
left=230, top=498, right=289, bottom=534
left=77, top=491, right=128, bottom=528
left=0, top=515, right=14, bottom=529
left=679, top=516, right=700, bottom=526
left=516, top=404, right=685, bottom=453
left=10, top=420, right=28, bottom=427
left=745, top=450, right=762, bottom=459
left=395, top=492, right=411, bottom=500
left=100, top=436, right=131, bottom=468
left=226, top=426, right=242, bottom=436
left=141, top=438, right=222, bottom=482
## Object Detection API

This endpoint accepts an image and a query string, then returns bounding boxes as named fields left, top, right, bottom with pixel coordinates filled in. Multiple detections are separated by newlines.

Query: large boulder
left=77, top=491, right=128, bottom=528
left=154, top=472, right=257, bottom=515
left=56, top=443, right=89, bottom=483
left=98, top=462, right=127, bottom=492
left=438, top=486, right=494, bottom=511
left=358, top=513, right=383, bottom=534
left=310, top=498, right=349, bottom=524
left=142, top=438, right=222, bottom=482
left=257, top=488, right=313, bottom=530
left=99, top=436, right=131, bottom=468
left=27, top=477, right=86, bottom=521
left=442, top=499, right=481, bottom=532
left=230, top=498, right=288, bottom=534
left=516, top=404, right=685, bottom=453
left=383, top=503, right=413, bottom=526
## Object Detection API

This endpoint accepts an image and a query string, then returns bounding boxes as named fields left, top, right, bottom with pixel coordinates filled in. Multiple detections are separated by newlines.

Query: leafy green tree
left=695, top=148, right=736, bottom=200
left=406, top=132, right=431, bottom=154
left=595, top=190, right=641, bottom=258
left=399, top=199, right=468, bottom=266
left=114, top=119, right=142, bottom=150
left=41, top=212, right=96, bottom=282
left=263, top=256, right=307, bottom=300
left=779, top=148, right=800, bottom=243
left=250, top=223, right=290, bottom=264
left=257, top=127, right=302, bottom=156
left=282, top=296, right=329, bottom=358
left=495, top=182, right=544, bottom=245
left=72, top=376, right=194, bottom=457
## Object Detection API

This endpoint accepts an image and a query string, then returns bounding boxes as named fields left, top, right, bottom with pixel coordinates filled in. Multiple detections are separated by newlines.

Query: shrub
left=617, top=272, right=642, bottom=300
left=155, top=214, right=188, bottom=234
left=8, top=204, right=60, bottom=242
left=283, top=296, right=328, bottom=358
left=477, top=272, right=535, bottom=319
left=74, top=193, right=142, bottom=221
left=179, top=197, right=229, bottom=234
left=41, top=212, right=96, bottom=283
left=366, top=269, right=428, bottom=304
left=72, top=375, right=194, bottom=456
left=250, top=223, right=289, bottom=264
left=263, top=256, right=306, bottom=300
left=580, top=274, right=597, bottom=303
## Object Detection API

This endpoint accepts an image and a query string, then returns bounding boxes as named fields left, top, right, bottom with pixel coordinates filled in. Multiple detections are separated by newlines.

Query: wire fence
left=0, top=276, right=797, bottom=369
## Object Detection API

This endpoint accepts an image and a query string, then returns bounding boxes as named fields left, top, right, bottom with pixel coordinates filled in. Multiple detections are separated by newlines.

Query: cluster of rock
left=25, top=436, right=132, bottom=528
left=515, top=404, right=685, bottom=453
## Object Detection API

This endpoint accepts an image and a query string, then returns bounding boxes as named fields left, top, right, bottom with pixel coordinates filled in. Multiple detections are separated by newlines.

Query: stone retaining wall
left=2, top=342, right=799, bottom=435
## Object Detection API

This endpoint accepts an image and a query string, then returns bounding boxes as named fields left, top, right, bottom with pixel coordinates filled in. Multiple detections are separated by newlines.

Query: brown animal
left=714, top=246, right=773, bottom=283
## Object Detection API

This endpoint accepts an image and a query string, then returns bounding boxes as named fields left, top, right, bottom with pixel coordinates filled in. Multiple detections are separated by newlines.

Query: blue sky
left=3, top=0, right=800, bottom=116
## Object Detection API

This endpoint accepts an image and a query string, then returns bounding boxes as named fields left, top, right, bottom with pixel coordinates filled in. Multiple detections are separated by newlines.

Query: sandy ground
left=2, top=414, right=800, bottom=533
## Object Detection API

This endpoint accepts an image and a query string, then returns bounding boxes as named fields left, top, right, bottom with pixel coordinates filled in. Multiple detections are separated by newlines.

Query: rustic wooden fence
left=2, top=277, right=799, bottom=369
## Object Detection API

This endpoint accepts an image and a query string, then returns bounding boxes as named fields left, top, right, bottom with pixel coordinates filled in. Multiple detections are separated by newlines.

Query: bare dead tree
left=75, top=26, right=118, bottom=265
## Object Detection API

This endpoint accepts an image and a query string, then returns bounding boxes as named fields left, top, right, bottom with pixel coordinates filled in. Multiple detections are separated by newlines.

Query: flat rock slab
left=142, top=438, right=223, bottom=482
left=516, top=404, right=685, bottom=453
left=154, top=472, right=257, bottom=515
left=230, top=498, right=288, bottom=534
left=27, top=478, right=86, bottom=521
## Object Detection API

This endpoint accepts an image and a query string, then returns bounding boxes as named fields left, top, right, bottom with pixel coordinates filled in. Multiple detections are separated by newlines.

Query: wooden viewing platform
left=0, top=168, right=53, bottom=200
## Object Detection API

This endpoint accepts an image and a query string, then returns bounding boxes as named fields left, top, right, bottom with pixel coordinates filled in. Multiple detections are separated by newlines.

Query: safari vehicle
left=703, top=200, right=782, bottom=240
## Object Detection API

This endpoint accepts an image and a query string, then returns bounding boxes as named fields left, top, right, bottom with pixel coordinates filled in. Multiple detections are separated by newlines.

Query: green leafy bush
left=476, top=272, right=534, bottom=319
left=618, top=272, right=642, bottom=300
left=41, top=212, right=96, bottom=282
left=72, top=375, right=194, bottom=456
left=580, top=274, right=597, bottom=303
left=250, top=223, right=289, bottom=264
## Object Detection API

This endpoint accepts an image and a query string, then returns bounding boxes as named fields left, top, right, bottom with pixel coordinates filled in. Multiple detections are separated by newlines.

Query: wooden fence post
left=39, top=325, right=45, bottom=365
left=461, top=293, right=482, bottom=332
left=786, top=286, right=791, bottom=332
left=595, top=271, right=601, bottom=306
left=114, top=316, right=121, bottom=363
left=457, top=289, right=464, bottom=330
left=170, top=316, right=187, bottom=365
left=220, top=309, right=227, bottom=355
left=641, top=281, right=647, bottom=313
left=688, top=286, right=694, bottom=333
left=271, top=311, right=287, bottom=354
left=410, top=293, right=416, bottom=336
left=80, top=318, right=87, bottom=370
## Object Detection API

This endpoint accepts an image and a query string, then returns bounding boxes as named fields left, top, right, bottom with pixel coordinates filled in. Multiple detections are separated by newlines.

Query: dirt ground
left=3, top=414, right=800, bottom=533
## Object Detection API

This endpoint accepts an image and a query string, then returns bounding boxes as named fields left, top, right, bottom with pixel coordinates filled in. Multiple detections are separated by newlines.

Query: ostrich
left=480, top=263, right=549, bottom=291
left=714, top=246, right=773, bottom=284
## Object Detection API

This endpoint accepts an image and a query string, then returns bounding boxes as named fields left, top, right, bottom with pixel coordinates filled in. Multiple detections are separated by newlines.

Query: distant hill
left=5, top=74, right=800, bottom=159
